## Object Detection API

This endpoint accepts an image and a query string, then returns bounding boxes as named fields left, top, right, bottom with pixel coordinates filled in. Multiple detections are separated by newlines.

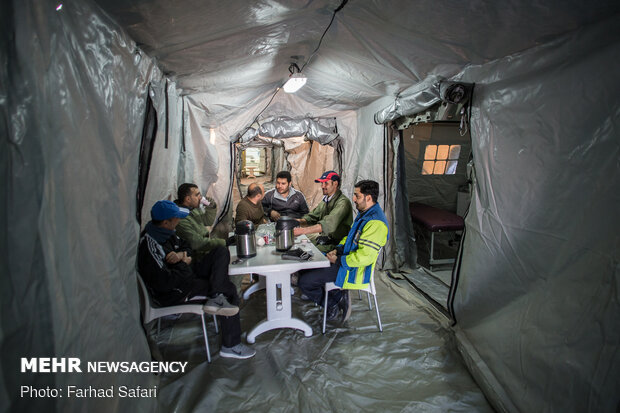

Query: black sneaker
left=326, top=303, right=340, bottom=321
left=339, top=290, right=351, bottom=323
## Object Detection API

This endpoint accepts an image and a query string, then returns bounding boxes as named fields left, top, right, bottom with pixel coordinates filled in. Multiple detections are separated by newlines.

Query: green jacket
left=175, top=198, right=225, bottom=259
left=302, top=189, right=353, bottom=253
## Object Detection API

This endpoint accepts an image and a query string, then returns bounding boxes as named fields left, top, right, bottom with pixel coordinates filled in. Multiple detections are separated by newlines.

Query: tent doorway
left=241, top=147, right=267, bottom=180
left=231, top=136, right=341, bottom=220
left=397, top=122, right=472, bottom=313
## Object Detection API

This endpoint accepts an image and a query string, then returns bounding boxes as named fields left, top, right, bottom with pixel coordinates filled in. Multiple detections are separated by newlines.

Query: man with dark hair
left=138, top=200, right=255, bottom=359
left=175, top=183, right=224, bottom=259
left=294, top=170, right=353, bottom=253
left=177, top=183, right=198, bottom=203
left=262, top=171, right=309, bottom=220
left=297, top=180, right=388, bottom=322
left=235, top=183, right=267, bottom=225
left=353, top=180, right=379, bottom=203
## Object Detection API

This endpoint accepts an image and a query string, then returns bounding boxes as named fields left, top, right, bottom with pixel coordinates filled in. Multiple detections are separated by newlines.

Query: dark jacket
left=262, top=187, right=309, bottom=219
left=137, top=221, right=195, bottom=306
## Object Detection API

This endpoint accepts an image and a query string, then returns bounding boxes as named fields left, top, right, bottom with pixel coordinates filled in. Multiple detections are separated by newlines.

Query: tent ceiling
left=95, top=0, right=619, bottom=109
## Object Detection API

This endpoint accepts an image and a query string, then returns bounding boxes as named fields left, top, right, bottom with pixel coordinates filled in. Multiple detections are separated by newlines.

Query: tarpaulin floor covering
left=399, top=267, right=452, bottom=314
left=147, top=271, right=495, bottom=412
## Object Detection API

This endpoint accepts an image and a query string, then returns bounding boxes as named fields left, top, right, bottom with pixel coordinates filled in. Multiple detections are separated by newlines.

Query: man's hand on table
left=270, top=210, right=281, bottom=221
left=294, top=222, right=322, bottom=237
left=326, top=249, right=338, bottom=264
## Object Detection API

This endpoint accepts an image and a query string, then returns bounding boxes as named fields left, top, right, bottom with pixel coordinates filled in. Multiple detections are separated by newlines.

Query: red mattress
left=409, top=202, right=464, bottom=232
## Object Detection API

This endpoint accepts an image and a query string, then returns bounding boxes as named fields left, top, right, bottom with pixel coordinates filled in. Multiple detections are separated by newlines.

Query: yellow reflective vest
left=335, top=203, right=389, bottom=289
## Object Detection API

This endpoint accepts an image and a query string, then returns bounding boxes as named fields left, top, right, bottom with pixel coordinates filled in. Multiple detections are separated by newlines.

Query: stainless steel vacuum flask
left=275, top=216, right=299, bottom=252
left=235, top=220, right=257, bottom=258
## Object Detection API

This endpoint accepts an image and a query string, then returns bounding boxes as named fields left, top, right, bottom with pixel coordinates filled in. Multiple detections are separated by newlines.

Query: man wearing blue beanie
left=138, top=200, right=255, bottom=359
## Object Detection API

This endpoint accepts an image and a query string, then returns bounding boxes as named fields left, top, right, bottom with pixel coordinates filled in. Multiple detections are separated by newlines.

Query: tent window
left=242, top=147, right=265, bottom=177
left=422, top=144, right=461, bottom=175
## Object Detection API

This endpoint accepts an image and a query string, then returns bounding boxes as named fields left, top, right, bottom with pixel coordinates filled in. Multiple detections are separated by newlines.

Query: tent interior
left=2, top=1, right=619, bottom=412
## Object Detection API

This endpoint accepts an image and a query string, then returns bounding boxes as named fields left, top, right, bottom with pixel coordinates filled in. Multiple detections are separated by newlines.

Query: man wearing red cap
left=294, top=170, right=353, bottom=253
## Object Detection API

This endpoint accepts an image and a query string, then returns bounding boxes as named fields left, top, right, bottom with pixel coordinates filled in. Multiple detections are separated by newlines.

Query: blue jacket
left=335, top=203, right=389, bottom=288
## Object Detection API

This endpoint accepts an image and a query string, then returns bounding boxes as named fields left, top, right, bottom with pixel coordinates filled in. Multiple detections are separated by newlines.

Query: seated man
left=298, top=180, right=388, bottom=322
left=138, top=200, right=255, bottom=359
left=174, top=183, right=225, bottom=260
left=235, top=183, right=267, bottom=226
left=262, top=171, right=309, bottom=221
left=293, top=170, right=352, bottom=253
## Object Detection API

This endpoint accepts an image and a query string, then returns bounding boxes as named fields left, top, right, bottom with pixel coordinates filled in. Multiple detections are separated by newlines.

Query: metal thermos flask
left=275, top=216, right=299, bottom=252
left=235, top=220, right=256, bottom=258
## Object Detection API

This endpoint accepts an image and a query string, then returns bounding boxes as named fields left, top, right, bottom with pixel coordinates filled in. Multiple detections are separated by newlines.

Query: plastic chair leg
left=200, top=313, right=211, bottom=363
left=322, top=290, right=329, bottom=334
left=373, top=294, right=382, bottom=332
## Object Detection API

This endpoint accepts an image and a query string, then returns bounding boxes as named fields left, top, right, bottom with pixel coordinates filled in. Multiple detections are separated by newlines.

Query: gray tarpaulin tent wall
left=449, top=20, right=620, bottom=411
left=2, top=0, right=619, bottom=412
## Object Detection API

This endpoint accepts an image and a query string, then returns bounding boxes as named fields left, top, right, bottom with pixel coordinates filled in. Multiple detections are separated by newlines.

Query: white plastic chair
left=137, top=274, right=218, bottom=363
left=322, top=251, right=383, bottom=334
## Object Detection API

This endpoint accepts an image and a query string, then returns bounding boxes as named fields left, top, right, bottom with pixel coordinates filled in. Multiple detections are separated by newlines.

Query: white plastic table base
left=246, top=270, right=312, bottom=343
left=243, top=276, right=266, bottom=300
left=229, top=236, right=329, bottom=343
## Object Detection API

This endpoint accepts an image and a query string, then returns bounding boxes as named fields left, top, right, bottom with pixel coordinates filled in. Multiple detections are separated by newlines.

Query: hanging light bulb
left=283, top=73, right=307, bottom=93
left=283, top=63, right=307, bottom=93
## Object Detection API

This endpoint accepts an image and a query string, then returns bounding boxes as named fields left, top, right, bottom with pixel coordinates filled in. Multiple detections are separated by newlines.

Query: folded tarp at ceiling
left=373, top=75, right=444, bottom=124
left=374, top=78, right=475, bottom=125
left=236, top=117, right=339, bottom=146
left=448, top=16, right=620, bottom=413
left=236, top=130, right=284, bottom=148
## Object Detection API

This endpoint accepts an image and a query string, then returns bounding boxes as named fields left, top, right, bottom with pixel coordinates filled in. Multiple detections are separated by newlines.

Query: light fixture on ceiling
left=283, top=63, right=306, bottom=93
left=236, top=1, right=348, bottom=140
